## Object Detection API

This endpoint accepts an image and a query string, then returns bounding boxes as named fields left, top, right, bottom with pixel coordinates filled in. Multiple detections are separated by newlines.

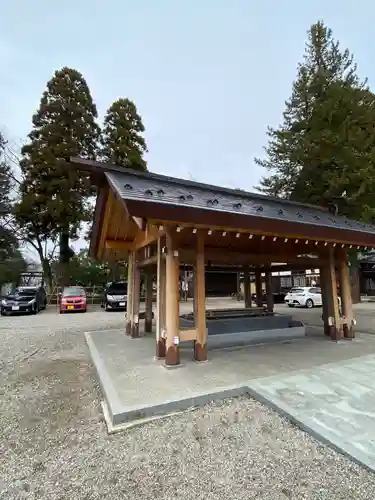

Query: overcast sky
left=1, top=1, right=374, bottom=259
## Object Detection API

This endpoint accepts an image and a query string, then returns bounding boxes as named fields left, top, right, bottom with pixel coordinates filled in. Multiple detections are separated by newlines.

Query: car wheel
left=104, top=303, right=109, bottom=311
left=305, top=298, right=314, bottom=309
left=288, top=304, right=293, bottom=307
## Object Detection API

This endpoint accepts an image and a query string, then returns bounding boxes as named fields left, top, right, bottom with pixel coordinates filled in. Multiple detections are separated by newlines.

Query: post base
left=130, top=323, right=139, bottom=338
left=343, top=323, right=355, bottom=339
left=125, top=321, right=131, bottom=336
left=165, top=345, right=180, bottom=366
left=324, top=324, right=330, bottom=336
left=156, top=338, right=166, bottom=359
left=194, top=341, right=208, bottom=362
left=329, top=325, right=341, bottom=342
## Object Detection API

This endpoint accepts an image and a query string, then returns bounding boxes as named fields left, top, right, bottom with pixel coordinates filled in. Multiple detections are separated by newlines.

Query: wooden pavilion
left=70, top=157, right=375, bottom=366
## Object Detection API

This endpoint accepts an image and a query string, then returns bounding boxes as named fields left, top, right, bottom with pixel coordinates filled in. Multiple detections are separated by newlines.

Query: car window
left=107, top=283, right=127, bottom=294
left=309, top=288, right=321, bottom=294
left=63, top=287, right=85, bottom=297
left=12, top=288, right=37, bottom=296
left=290, top=288, right=304, bottom=293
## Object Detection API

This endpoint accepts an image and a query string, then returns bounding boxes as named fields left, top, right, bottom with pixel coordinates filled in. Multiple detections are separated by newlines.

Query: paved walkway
left=249, top=355, right=375, bottom=472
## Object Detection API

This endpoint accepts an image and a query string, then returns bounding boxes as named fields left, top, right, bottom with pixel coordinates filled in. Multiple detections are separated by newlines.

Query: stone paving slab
left=247, top=355, right=375, bottom=472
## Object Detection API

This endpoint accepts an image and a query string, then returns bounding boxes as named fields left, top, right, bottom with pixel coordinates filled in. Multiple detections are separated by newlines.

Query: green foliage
left=16, top=67, right=101, bottom=239
left=51, top=248, right=110, bottom=287
left=101, top=98, right=147, bottom=171
left=0, top=135, right=26, bottom=287
left=256, top=20, right=374, bottom=221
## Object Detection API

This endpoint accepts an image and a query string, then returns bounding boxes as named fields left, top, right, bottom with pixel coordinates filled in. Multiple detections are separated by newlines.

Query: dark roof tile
left=105, top=170, right=375, bottom=235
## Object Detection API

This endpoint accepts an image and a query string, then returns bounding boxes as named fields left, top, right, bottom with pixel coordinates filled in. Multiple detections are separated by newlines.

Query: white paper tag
left=161, top=328, right=166, bottom=339
left=134, top=315, right=139, bottom=324
left=173, top=336, right=180, bottom=345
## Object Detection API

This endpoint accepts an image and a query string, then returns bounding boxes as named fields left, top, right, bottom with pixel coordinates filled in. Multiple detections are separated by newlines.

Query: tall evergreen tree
left=16, top=68, right=100, bottom=283
left=256, top=21, right=375, bottom=302
left=256, top=21, right=365, bottom=199
left=100, top=98, right=147, bottom=171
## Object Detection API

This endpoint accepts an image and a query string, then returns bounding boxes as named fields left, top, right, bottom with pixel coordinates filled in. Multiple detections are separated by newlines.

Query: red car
left=59, top=286, right=87, bottom=313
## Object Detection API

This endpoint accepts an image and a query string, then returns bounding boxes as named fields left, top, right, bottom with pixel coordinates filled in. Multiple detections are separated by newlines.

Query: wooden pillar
left=243, top=265, right=251, bottom=308
left=320, top=266, right=330, bottom=336
left=339, top=250, right=355, bottom=339
left=255, top=266, right=263, bottom=307
left=144, top=270, right=153, bottom=333
left=156, top=238, right=166, bottom=358
left=236, top=272, right=241, bottom=301
left=125, top=252, right=134, bottom=335
left=165, top=229, right=180, bottom=366
left=193, top=265, right=198, bottom=321
left=194, top=231, right=207, bottom=362
left=265, top=269, right=274, bottom=313
left=130, top=256, right=141, bottom=338
left=326, top=248, right=341, bottom=341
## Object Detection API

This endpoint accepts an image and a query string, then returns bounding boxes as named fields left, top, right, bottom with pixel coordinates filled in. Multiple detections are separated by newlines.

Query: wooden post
left=255, top=266, right=263, bottom=307
left=339, top=250, right=355, bottom=339
left=156, top=238, right=166, bottom=358
left=236, top=272, right=241, bottom=301
left=326, top=248, right=341, bottom=341
left=144, top=270, right=153, bottom=333
left=193, top=265, right=198, bottom=322
left=265, top=269, right=274, bottom=313
left=320, top=266, right=330, bottom=336
left=194, top=231, right=207, bottom=362
left=125, top=252, right=134, bottom=335
left=165, top=228, right=180, bottom=366
left=243, top=265, right=251, bottom=308
left=130, top=254, right=141, bottom=338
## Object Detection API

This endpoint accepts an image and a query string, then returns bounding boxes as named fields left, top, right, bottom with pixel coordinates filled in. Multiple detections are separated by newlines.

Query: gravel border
left=1, top=311, right=375, bottom=499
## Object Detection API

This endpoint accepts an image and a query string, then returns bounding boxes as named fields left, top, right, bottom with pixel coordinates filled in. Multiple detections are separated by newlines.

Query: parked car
left=284, top=287, right=323, bottom=308
left=102, top=282, right=128, bottom=311
left=1, top=285, right=47, bottom=316
left=59, top=286, right=87, bottom=313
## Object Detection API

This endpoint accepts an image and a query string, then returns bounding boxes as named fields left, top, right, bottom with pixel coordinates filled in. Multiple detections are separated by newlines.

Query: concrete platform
left=86, top=326, right=375, bottom=469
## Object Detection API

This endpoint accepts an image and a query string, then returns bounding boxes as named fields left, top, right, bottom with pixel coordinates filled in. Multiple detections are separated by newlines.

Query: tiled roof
left=105, top=170, right=375, bottom=235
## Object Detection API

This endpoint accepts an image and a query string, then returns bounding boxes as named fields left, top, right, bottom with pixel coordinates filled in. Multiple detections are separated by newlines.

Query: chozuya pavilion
left=70, top=157, right=375, bottom=366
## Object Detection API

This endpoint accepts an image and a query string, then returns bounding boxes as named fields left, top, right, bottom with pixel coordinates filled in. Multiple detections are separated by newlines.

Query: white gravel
left=1, top=308, right=375, bottom=499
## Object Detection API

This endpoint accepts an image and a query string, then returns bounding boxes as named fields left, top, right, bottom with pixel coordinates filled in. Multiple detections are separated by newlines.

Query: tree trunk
left=41, top=258, right=53, bottom=293
left=59, top=230, right=70, bottom=287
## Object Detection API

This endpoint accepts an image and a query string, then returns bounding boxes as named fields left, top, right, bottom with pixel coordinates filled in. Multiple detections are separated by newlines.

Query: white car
left=284, top=287, right=323, bottom=308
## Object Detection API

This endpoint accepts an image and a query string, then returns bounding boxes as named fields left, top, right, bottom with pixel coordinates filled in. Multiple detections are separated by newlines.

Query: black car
left=102, top=282, right=128, bottom=311
left=1, top=286, right=47, bottom=316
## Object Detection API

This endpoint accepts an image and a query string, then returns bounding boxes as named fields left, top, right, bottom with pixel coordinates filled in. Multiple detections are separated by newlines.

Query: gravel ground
left=1, top=308, right=375, bottom=499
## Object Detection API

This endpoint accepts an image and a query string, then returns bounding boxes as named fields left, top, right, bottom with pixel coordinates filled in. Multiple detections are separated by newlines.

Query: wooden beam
left=194, top=231, right=207, bottom=362
left=180, top=328, right=197, bottom=342
left=105, top=240, right=133, bottom=251
left=132, top=225, right=165, bottom=251
left=98, top=189, right=114, bottom=260
left=132, top=217, right=147, bottom=231
left=137, top=254, right=158, bottom=268
left=179, top=247, right=327, bottom=267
